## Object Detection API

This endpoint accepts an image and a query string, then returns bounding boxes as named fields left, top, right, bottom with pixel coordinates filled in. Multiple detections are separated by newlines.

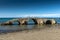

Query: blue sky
left=0, top=0, right=60, bottom=18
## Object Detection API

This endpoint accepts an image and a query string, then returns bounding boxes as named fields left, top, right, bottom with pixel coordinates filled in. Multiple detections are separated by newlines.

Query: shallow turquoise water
left=0, top=24, right=60, bottom=33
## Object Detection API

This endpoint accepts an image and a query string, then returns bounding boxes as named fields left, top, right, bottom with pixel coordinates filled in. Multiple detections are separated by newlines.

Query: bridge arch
left=45, top=19, right=56, bottom=25
left=46, top=20, right=51, bottom=24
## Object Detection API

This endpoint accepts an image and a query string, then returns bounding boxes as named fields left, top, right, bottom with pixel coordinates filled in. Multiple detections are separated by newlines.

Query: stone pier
left=1, top=18, right=57, bottom=25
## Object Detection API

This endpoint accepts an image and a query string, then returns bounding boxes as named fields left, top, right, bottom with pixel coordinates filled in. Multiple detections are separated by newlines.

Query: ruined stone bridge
left=1, top=18, right=56, bottom=25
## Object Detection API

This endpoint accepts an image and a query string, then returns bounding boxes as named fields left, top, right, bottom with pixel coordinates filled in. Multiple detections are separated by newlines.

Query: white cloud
left=17, top=13, right=60, bottom=18
left=0, top=13, right=60, bottom=18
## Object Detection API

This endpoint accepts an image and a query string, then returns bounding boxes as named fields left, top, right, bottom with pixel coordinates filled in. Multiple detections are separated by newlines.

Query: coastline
left=0, top=24, right=60, bottom=40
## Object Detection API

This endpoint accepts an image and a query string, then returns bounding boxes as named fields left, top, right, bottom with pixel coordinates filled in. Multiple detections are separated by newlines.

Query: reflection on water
left=0, top=24, right=60, bottom=33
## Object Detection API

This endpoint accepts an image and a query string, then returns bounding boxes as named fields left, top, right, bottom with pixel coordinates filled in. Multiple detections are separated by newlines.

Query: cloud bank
left=17, top=13, right=60, bottom=18
left=0, top=13, right=60, bottom=18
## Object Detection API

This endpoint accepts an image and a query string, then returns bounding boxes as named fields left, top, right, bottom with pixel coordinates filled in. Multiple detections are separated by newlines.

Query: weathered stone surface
left=18, top=18, right=28, bottom=25
left=51, top=19, right=56, bottom=25
left=36, top=19, right=44, bottom=25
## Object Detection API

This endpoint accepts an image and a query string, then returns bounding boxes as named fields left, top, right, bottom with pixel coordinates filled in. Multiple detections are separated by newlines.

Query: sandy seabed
left=0, top=25, right=60, bottom=40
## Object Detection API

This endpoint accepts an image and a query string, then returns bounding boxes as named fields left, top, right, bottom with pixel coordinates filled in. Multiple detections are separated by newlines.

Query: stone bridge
left=1, top=18, right=56, bottom=25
